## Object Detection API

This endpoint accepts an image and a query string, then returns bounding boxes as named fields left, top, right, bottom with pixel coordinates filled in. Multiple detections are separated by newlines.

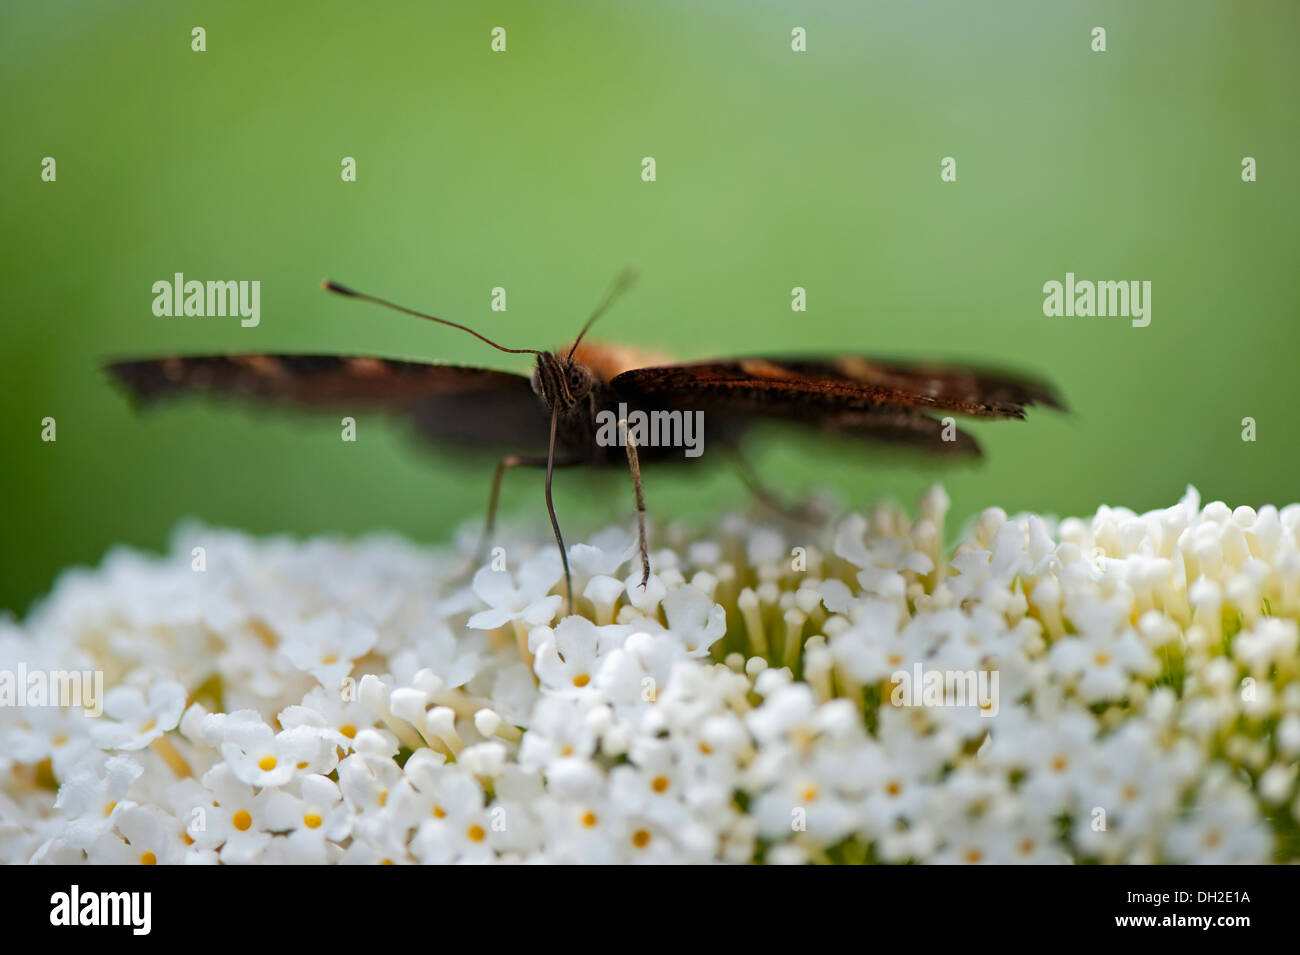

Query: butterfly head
left=528, top=269, right=635, bottom=413
left=531, top=351, right=594, bottom=412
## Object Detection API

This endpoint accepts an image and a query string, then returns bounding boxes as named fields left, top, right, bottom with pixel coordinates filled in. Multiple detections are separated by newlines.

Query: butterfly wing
left=107, top=354, right=549, bottom=452
left=610, top=355, right=1064, bottom=456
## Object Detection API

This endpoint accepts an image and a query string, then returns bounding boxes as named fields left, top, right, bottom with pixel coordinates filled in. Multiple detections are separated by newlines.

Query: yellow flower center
left=232, top=809, right=252, bottom=831
left=651, top=776, right=670, bottom=794
left=582, top=811, right=598, bottom=828
left=303, top=813, right=323, bottom=829
left=258, top=756, right=277, bottom=772
left=140, top=851, right=157, bottom=865
left=467, top=824, right=486, bottom=842
left=632, top=829, right=651, bottom=849
left=573, top=673, right=590, bottom=688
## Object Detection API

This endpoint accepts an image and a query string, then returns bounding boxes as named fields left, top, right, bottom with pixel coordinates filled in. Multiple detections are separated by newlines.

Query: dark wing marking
left=107, top=354, right=548, bottom=451
left=610, top=355, right=1063, bottom=420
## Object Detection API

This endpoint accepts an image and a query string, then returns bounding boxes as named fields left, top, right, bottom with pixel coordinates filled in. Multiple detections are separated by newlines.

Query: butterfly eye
left=567, top=366, right=592, bottom=396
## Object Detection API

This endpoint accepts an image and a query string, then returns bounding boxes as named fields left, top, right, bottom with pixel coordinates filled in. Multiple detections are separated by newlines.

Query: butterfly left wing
left=107, top=354, right=549, bottom=452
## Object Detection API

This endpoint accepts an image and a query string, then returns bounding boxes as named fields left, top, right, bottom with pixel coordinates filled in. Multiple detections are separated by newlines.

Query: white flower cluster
left=2, top=486, right=1298, bottom=864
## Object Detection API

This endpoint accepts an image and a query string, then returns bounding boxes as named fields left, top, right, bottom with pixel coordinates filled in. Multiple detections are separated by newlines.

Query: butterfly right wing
left=107, top=354, right=550, bottom=453
left=609, top=354, right=1066, bottom=457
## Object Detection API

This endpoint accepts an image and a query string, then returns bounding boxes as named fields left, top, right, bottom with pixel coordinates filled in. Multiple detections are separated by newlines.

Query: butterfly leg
left=466, top=454, right=580, bottom=577
left=729, top=446, right=825, bottom=524
left=617, top=417, right=651, bottom=589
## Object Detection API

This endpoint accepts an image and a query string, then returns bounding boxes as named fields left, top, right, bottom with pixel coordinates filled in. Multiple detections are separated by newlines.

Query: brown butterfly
left=108, top=274, right=1063, bottom=607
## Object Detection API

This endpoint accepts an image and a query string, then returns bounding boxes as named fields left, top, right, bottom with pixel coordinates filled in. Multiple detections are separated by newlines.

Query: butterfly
left=108, top=273, right=1064, bottom=608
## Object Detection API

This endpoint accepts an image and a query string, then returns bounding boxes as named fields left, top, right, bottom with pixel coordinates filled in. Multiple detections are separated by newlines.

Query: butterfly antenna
left=567, top=268, right=638, bottom=359
left=323, top=280, right=542, bottom=356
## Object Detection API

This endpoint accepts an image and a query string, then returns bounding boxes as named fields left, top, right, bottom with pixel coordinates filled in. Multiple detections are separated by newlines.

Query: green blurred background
left=3, top=0, right=1297, bottom=615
